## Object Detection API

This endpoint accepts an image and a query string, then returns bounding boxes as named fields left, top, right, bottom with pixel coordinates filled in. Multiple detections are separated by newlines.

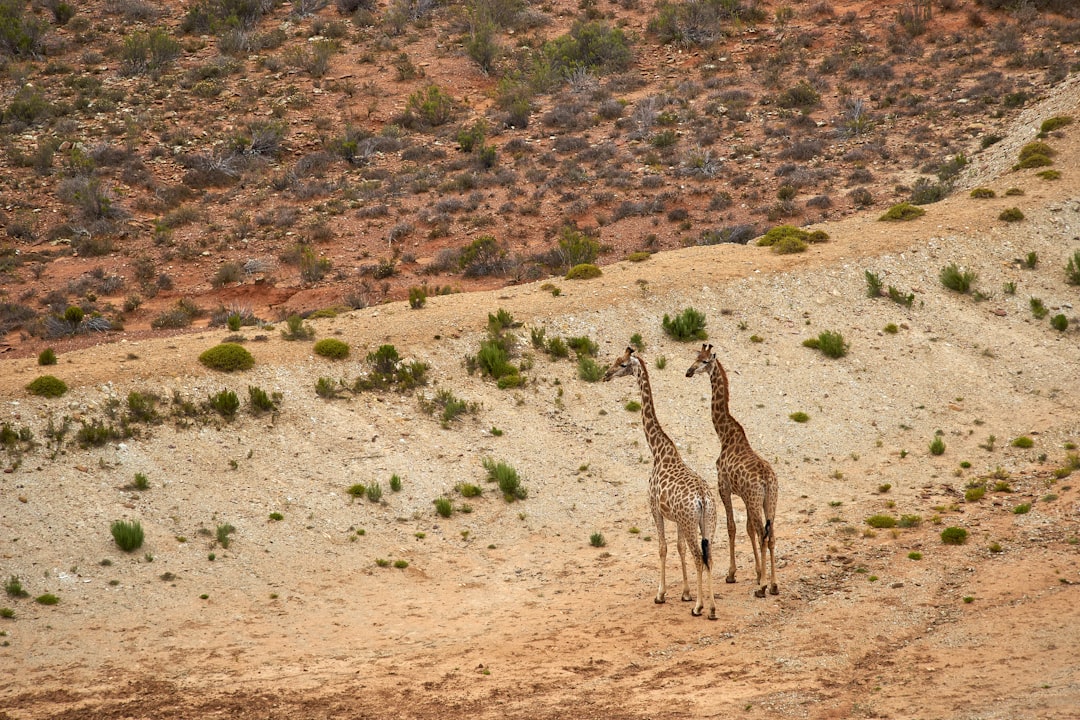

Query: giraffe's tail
left=697, top=500, right=712, bottom=569
left=762, top=518, right=772, bottom=542
left=701, top=537, right=711, bottom=570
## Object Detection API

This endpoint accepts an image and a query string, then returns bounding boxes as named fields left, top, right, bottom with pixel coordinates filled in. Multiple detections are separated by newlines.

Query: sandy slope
left=2, top=79, right=1080, bottom=720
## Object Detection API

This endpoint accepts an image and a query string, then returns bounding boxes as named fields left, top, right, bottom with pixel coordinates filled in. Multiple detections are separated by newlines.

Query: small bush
left=1068, top=250, right=1080, bottom=286
left=37, top=348, right=57, bottom=366
left=1011, top=436, right=1034, bottom=449
left=434, top=497, right=453, bottom=517
left=408, top=286, right=427, bottom=309
left=1051, top=314, right=1068, bottom=332
left=1039, top=116, right=1073, bottom=135
left=347, top=483, right=366, bottom=498
left=366, top=482, right=383, bottom=503
left=216, top=523, right=235, bottom=548
left=930, top=436, right=946, bottom=455
left=577, top=356, right=604, bottom=382
left=314, top=338, right=350, bottom=359
left=390, top=474, right=402, bottom=492
left=459, top=483, right=482, bottom=498
left=199, top=343, right=254, bottom=372
left=804, top=330, right=848, bottom=358
left=483, top=457, right=527, bottom=502
left=208, top=389, right=240, bottom=418
left=4, top=576, right=28, bottom=598
left=280, top=314, right=315, bottom=340
left=1016, top=141, right=1054, bottom=169
left=35, top=593, right=59, bottom=605
left=965, top=486, right=985, bottom=502
left=1013, top=503, right=1031, bottom=515
left=111, top=519, right=145, bottom=552
left=940, top=526, right=968, bottom=545
left=662, top=307, right=707, bottom=341
left=898, top=514, right=922, bottom=528
left=26, top=375, right=67, bottom=398
left=879, top=203, right=925, bottom=221
left=248, top=385, right=279, bottom=414
left=969, top=187, right=995, bottom=199
left=789, top=411, right=809, bottom=423
left=865, top=514, right=897, bottom=529
left=999, top=207, right=1025, bottom=222
left=589, top=532, right=606, bottom=548
left=939, top=264, right=976, bottom=294
left=566, top=263, right=602, bottom=280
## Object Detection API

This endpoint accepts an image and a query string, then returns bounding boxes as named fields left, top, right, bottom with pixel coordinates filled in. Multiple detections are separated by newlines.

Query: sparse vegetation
left=802, top=330, right=848, bottom=359
left=482, top=457, right=527, bottom=502
left=941, top=527, right=968, bottom=545
left=940, top=264, right=977, bottom=294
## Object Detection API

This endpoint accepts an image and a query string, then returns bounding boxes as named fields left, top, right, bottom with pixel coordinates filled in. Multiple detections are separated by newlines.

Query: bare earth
left=2, top=79, right=1080, bottom=720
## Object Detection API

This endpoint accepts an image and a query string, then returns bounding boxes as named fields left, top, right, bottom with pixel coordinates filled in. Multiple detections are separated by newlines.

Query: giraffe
left=685, top=343, right=779, bottom=598
left=603, top=346, right=718, bottom=620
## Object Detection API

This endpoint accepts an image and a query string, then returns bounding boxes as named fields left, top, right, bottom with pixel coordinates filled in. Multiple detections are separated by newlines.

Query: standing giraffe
left=604, top=346, right=718, bottom=620
left=685, top=343, right=779, bottom=598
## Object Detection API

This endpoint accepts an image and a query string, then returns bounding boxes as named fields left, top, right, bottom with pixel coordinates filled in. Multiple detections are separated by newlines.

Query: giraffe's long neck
left=708, top=359, right=748, bottom=449
left=634, top=361, right=678, bottom=462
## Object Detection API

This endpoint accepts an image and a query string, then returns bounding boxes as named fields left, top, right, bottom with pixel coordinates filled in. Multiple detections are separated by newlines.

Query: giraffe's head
left=685, top=343, right=715, bottom=378
left=603, top=346, right=639, bottom=381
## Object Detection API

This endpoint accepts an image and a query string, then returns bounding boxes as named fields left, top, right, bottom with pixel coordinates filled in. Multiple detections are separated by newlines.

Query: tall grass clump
left=482, top=457, right=527, bottom=501
left=802, top=330, right=848, bottom=358
left=939, top=263, right=976, bottom=294
left=111, top=520, right=145, bottom=552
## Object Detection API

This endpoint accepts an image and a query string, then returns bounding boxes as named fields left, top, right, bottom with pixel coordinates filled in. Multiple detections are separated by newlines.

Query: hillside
left=2, top=63, right=1080, bottom=718
left=2, top=0, right=1080, bottom=354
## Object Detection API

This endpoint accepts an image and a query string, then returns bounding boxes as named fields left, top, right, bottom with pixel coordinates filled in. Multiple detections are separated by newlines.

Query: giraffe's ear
left=706, top=343, right=713, bottom=353
left=626, top=346, right=636, bottom=355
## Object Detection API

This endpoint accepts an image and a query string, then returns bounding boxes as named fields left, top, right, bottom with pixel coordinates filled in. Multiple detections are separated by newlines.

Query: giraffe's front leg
left=720, top=488, right=737, bottom=583
left=675, top=527, right=693, bottom=602
left=654, top=512, right=667, bottom=604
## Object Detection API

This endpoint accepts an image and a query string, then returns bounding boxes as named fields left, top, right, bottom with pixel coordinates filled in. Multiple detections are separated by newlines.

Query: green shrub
left=878, top=203, right=925, bottom=221
left=35, top=593, right=59, bottom=605
left=248, top=385, right=279, bottom=414
left=37, top=348, right=56, bottom=366
left=930, top=436, right=945, bottom=455
left=545, top=336, right=569, bottom=359
left=111, top=519, right=145, bottom=552
left=280, top=314, right=315, bottom=340
left=1039, top=115, right=1073, bottom=134
left=566, top=336, right=598, bottom=358
left=390, top=474, right=402, bottom=492
left=627, top=251, right=650, bottom=262
left=1068, top=250, right=1080, bottom=286
left=4, top=576, right=28, bottom=598
left=1013, top=503, right=1031, bottom=515
left=459, top=483, right=482, bottom=498
left=789, top=411, right=809, bottom=423
left=940, top=526, right=968, bottom=545
left=865, top=514, right=897, bottom=529
left=199, top=343, right=254, bottom=372
left=215, top=522, right=235, bottom=548
left=589, top=532, right=606, bottom=548
left=542, top=20, right=633, bottom=77
left=76, top=420, right=122, bottom=447
left=130, top=472, right=150, bottom=491
left=965, top=486, right=985, bottom=502
left=1030, top=297, right=1049, bottom=319
left=999, top=207, right=1025, bottom=222
left=556, top=226, right=600, bottom=268
left=408, top=286, right=427, bottom=309
left=1016, top=141, right=1054, bottom=169
left=804, top=330, right=848, bottom=358
left=366, top=482, right=383, bottom=503
left=1011, top=436, right=1034, bottom=448
left=662, top=307, right=707, bottom=341
left=755, top=224, right=827, bottom=254
left=577, top=356, right=604, bottom=382
left=1051, top=314, right=1068, bottom=332
left=314, top=338, right=350, bottom=359
left=483, top=457, right=527, bottom=501
left=969, top=187, right=996, bottom=199
left=434, top=497, right=453, bottom=517
left=208, top=389, right=239, bottom=418
left=26, top=375, right=67, bottom=398
left=939, top=263, right=976, bottom=294
left=898, top=514, right=922, bottom=528
left=403, top=85, right=455, bottom=128
left=347, top=483, right=366, bottom=498
left=566, top=263, right=602, bottom=280
left=625, top=400, right=641, bottom=412
left=865, top=270, right=883, bottom=298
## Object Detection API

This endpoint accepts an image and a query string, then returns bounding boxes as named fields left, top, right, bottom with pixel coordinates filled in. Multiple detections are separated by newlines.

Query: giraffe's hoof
left=708, top=610, right=718, bottom=621
left=691, top=606, right=702, bottom=617
left=754, top=587, right=766, bottom=599
left=654, top=596, right=666, bottom=605
left=681, top=592, right=694, bottom=602
left=725, top=576, right=737, bottom=584
left=769, top=584, right=779, bottom=596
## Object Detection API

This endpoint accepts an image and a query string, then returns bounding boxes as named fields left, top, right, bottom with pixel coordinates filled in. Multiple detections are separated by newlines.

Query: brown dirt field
left=2, top=72, right=1080, bottom=720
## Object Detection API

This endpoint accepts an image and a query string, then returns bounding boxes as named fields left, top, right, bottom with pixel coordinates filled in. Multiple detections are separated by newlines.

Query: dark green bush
left=804, top=330, right=848, bottom=358
left=566, top=263, right=602, bottom=279
left=940, top=526, right=968, bottom=545
left=940, top=263, right=976, bottom=294
left=199, top=343, right=254, bottom=372
left=209, top=389, right=239, bottom=418
left=314, top=338, right=350, bottom=359
left=483, top=457, right=527, bottom=502
left=26, top=375, right=67, bottom=398
left=662, top=307, right=707, bottom=341
left=999, top=207, right=1025, bottom=222
left=37, top=348, right=57, bottom=366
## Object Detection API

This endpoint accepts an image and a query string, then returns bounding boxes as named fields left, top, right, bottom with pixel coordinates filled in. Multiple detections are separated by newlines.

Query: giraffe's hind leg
left=766, top=522, right=779, bottom=595
left=675, top=526, right=693, bottom=602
